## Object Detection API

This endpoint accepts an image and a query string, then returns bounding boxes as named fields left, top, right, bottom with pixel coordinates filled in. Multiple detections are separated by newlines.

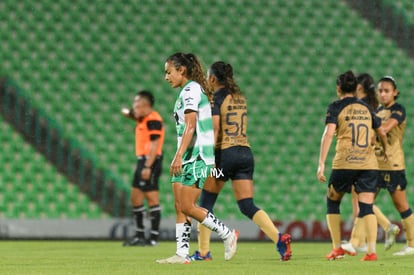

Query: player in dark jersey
left=345, top=73, right=399, bottom=253
left=317, top=70, right=388, bottom=261
left=374, top=76, right=414, bottom=256
left=189, top=61, right=291, bottom=262
left=121, top=91, right=164, bottom=246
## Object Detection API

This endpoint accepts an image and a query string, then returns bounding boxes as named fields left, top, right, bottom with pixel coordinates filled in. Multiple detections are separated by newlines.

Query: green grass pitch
left=0, top=241, right=413, bottom=275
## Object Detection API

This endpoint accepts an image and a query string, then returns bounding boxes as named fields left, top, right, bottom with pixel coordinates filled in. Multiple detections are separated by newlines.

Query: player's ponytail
left=356, top=73, right=378, bottom=110
left=185, top=53, right=210, bottom=99
left=209, top=61, right=241, bottom=96
left=166, top=52, right=211, bottom=100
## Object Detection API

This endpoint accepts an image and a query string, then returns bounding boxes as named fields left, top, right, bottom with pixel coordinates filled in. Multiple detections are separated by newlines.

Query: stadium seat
left=1, top=0, right=414, bottom=222
left=0, top=116, right=105, bottom=219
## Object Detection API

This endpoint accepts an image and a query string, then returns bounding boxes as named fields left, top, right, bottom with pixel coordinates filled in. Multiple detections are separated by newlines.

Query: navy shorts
left=329, top=169, right=378, bottom=193
left=378, top=170, right=407, bottom=192
left=132, top=155, right=163, bottom=191
left=215, top=146, right=254, bottom=181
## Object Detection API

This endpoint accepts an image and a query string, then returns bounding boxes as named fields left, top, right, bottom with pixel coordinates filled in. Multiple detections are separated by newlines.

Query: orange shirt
left=135, top=111, right=164, bottom=156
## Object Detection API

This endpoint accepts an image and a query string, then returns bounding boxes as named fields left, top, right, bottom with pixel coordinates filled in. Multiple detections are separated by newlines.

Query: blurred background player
left=345, top=73, right=399, bottom=253
left=374, top=76, right=414, bottom=256
left=189, top=61, right=291, bottom=262
left=121, top=90, right=164, bottom=246
left=317, top=70, right=388, bottom=261
left=156, top=53, right=238, bottom=264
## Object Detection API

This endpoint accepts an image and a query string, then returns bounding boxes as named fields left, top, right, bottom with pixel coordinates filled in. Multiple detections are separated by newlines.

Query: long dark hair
left=356, top=73, right=378, bottom=110
left=166, top=52, right=210, bottom=97
left=209, top=61, right=241, bottom=96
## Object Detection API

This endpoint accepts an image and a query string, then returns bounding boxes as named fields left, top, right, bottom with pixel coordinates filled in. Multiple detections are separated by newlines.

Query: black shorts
left=329, top=169, right=378, bottom=193
left=132, top=155, right=163, bottom=192
left=215, top=146, right=254, bottom=181
left=378, top=170, right=407, bottom=192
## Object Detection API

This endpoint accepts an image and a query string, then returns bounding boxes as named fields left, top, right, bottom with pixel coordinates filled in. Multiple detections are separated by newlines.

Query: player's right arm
left=317, top=123, right=336, bottom=183
left=373, top=112, right=391, bottom=162
left=170, top=110, right=197, bottom=176
left=211, top=91, right=224, bottom=148
left=212, top=115, right=220, bottom=147
left=375, top=125, right=389, bottom=162
left=121, top=107, right=137, bottom=120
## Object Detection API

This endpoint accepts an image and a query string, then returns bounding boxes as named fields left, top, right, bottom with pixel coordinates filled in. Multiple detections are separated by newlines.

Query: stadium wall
left=0, top=218, right=401, bottom=242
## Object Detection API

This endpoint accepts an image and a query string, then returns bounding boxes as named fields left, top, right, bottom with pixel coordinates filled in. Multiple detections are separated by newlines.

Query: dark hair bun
left=337, top=70, right=357, bottom=93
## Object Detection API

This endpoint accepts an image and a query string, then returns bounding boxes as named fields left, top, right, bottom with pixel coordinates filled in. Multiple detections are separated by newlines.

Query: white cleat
left=393, top=246, right=414, bottom=256
left=355, top=244, right=367, bottom=253
left=224, top=229, right=239, bottom=260
left=385, top=224, right=400, bottom=251
left=156, top=254, right=191, bottom=264
left=340, top=242, right=357, bottom=256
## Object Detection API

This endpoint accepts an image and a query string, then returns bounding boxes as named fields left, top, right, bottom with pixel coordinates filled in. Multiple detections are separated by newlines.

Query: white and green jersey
left=173, top=81, right=215, bottom=165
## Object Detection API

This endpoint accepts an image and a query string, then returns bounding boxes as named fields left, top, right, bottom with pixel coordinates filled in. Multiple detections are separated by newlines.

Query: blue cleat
left=276, top=233, right=292, bottom=261
left=189, top=250, right=213, bottom=261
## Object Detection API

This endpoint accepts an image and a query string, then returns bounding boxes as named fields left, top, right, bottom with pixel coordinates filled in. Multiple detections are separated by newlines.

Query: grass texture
left=0, top=241, right=412, bottom=275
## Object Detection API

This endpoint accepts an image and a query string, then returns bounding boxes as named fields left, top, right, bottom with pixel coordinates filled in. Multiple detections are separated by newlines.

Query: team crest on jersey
left=175, top=98, right=183, bottom=110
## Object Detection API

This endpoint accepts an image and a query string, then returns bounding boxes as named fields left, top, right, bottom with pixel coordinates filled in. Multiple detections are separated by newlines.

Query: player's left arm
left=141, top=138, right=160, bottom=180
left=141, top=120, right=163, bottom=180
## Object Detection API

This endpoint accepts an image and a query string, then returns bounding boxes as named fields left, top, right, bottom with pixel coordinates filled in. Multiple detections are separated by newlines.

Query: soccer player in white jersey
left=156, top=53, right=239, bottom=264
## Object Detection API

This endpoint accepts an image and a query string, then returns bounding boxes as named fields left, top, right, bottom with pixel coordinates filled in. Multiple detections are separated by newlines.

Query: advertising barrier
left=0, top=218, right=400, bottom=241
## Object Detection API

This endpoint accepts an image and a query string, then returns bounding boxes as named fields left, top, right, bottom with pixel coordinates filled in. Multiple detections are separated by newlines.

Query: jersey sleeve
left=371, top=114, right=381, bottom=129
left=212, top=91, right=226, bottom=116
left=390, top=104, right=406, bottom=124
left=182, top=85, right=201, bottom=112
left=325, top=102, right=338, bottom=125
left=147, top=120, right=162, bottom=140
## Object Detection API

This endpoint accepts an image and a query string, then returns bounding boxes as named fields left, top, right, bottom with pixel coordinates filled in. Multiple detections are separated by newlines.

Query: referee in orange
left=121, top=90, right=164, bottom=246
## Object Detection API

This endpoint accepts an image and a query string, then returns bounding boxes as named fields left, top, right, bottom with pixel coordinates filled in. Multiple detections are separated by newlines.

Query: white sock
left=176, top=222, right=191, bottom=258
left=201, top=212, right=231, bottom=240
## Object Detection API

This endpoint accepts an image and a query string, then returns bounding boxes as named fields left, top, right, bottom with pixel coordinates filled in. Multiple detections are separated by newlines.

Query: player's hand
left=317, top=164, right=326, bottom=183
left=121, top=107, right=130, bottom=117
left=141, top=167, right=151, bottom=180
left=170, top=155, right=182, bottom=177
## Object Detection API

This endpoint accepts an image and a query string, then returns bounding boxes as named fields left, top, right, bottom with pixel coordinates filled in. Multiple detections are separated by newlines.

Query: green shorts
left=171, top=158, right=213, bottom=188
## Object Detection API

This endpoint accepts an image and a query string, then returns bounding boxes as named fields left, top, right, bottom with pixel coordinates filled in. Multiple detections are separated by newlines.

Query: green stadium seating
left=0, top=116, right=107, bottom=219
left=1, top=0, right=414, bottom=221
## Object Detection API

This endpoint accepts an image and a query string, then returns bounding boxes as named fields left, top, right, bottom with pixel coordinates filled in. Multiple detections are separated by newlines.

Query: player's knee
left=358, top=201, right=374, bottom=218
left=326, top=198, right=341, bottom=214
left=174, top=200, right=181, bottom=214
left=237, top=198, right=259, bottom=219
left=131, top=196, right=142, bottom=207
left=393, top=199, right=409, bottom=214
